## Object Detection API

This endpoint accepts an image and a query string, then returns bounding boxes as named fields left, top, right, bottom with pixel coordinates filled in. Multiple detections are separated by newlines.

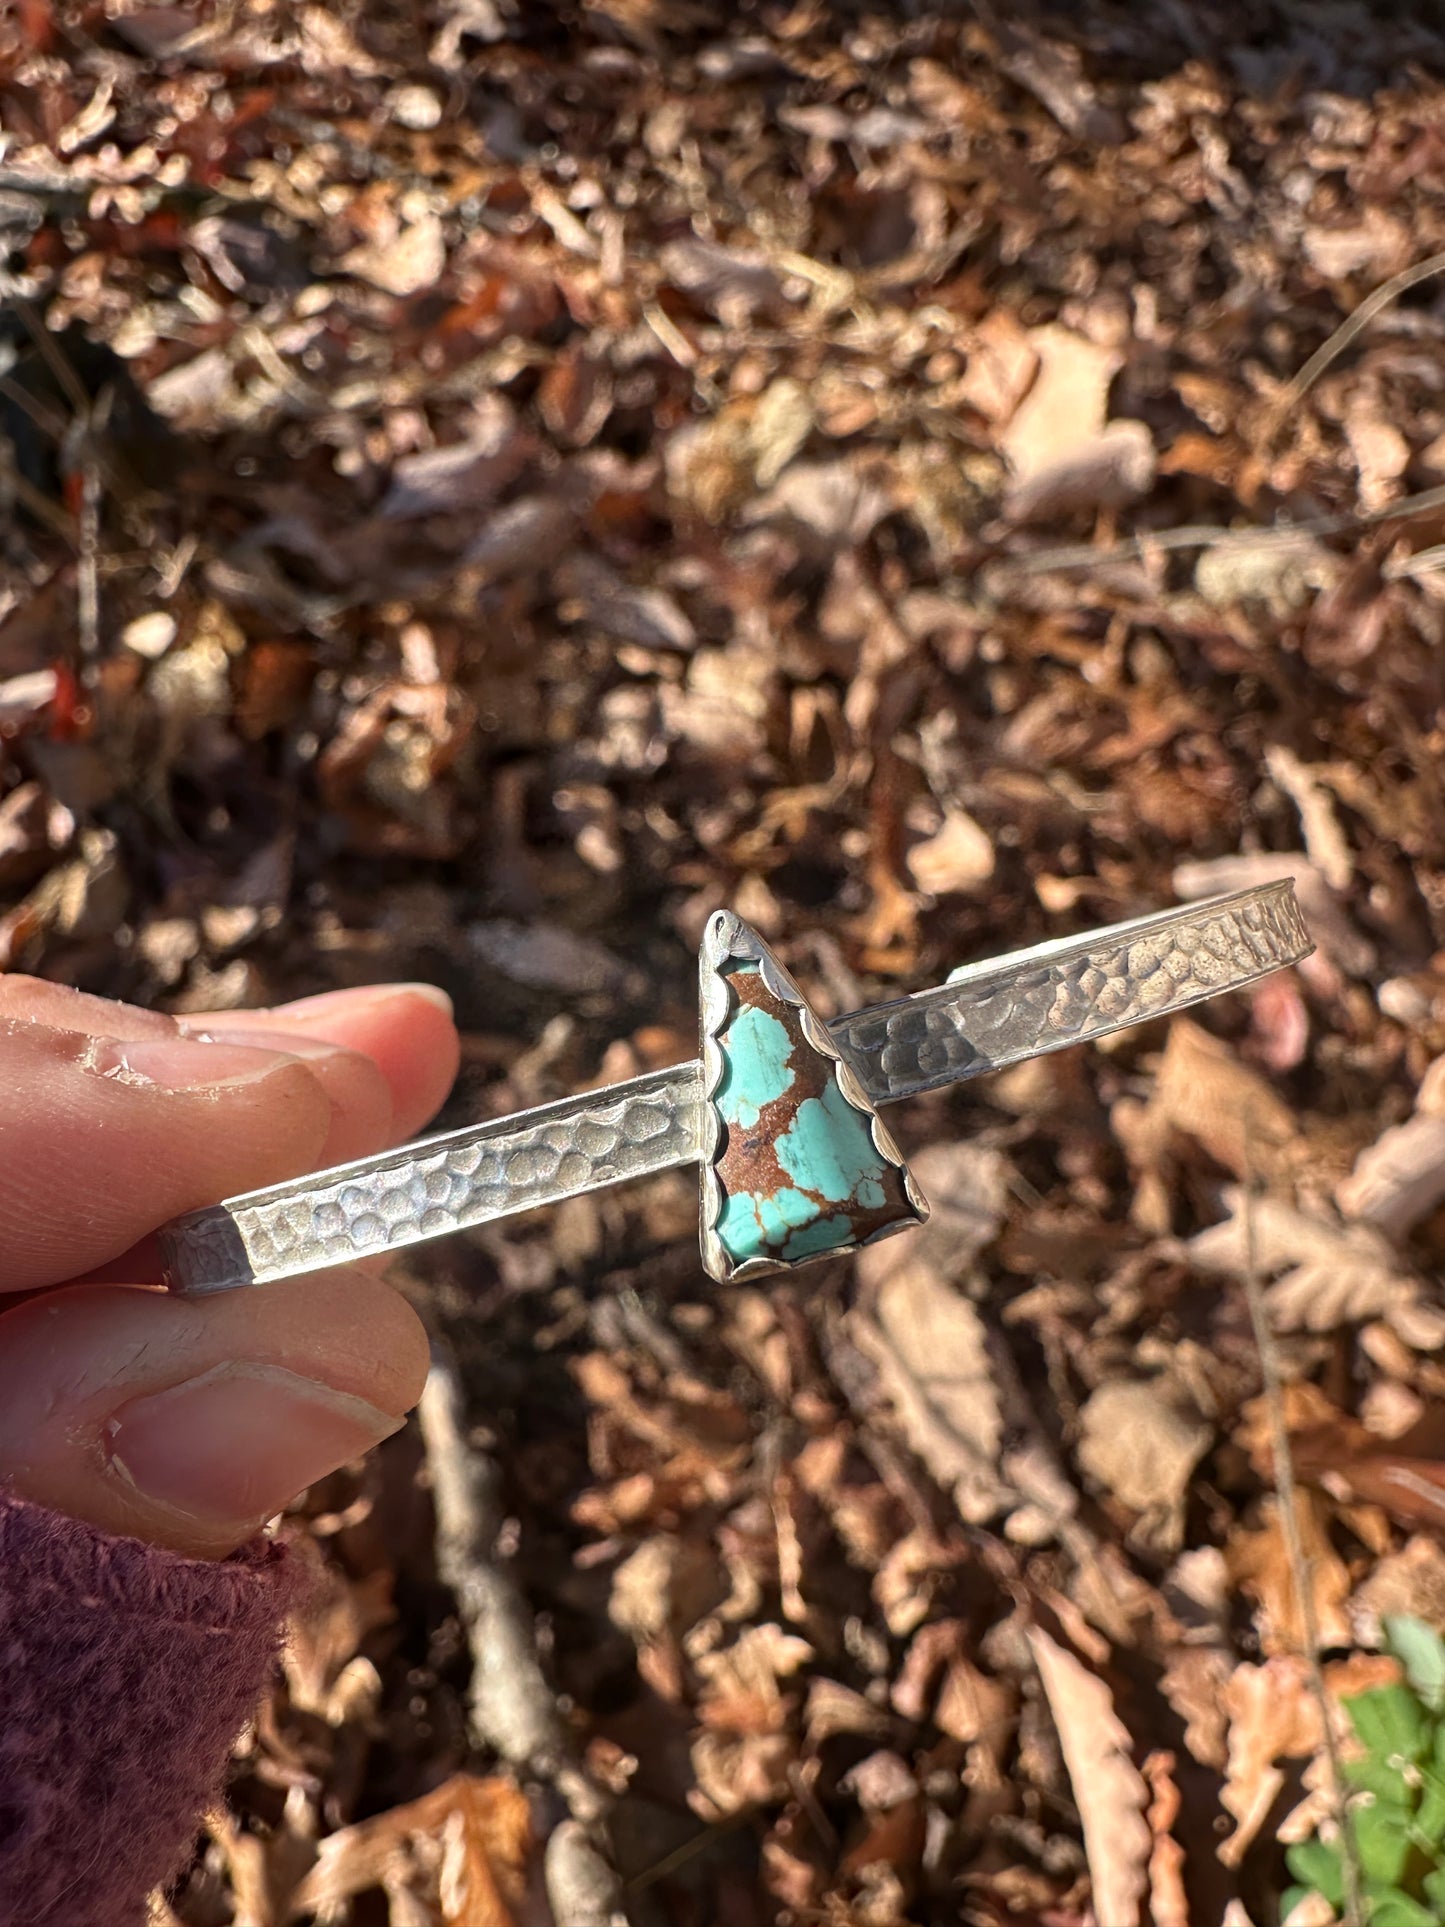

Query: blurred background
left=4, top=1, right=1445, bottom=1923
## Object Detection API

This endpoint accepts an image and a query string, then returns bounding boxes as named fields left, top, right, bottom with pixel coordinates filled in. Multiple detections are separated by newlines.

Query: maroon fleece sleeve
left=0, top=1493, right=304, bottom=1927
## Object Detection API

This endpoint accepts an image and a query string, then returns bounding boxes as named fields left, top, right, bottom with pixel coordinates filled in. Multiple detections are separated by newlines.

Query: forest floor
left=5, top=1, right=1445, bottom=1923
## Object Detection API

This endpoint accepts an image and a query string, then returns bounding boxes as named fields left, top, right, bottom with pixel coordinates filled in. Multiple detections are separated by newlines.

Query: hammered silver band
left=158, top=881, right=1310, bottom=1295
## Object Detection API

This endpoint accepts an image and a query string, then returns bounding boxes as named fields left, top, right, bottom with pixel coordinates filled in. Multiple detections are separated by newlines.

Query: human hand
left=0, top=974, right=460, bottom=1558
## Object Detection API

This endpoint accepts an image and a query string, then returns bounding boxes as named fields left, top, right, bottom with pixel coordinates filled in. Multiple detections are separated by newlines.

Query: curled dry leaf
left=1351, top=1535, right=1445, bottom=1646
left=1006, top=418, right=1156, bottom=524
left=1224, top=1490, right=1353, bottom=1657
left=1147, top=1018, right=1303, bottom=1182
left=1142, top=1751, right=1190, bottom=1927
left=1027, top=1629, right=1151, bottom=1927
left=1076, top=1377, right=1212, bottom=1553
left=849, top=1262, right=1008, bottom=1526
left=690, top=1624, right=814, bottom=1820
left=290, top=1773, right=532, bottom=1922
left=906, top=809, right=996, bottom=896
left=1185, top=1189, right=1445, bottom=1350
left=998, top=324, right=1120, bottom=484
left=1220, top=1654, right=1399, bottom=1866
left=382, top=401, right=530, bottom=519
left=1337, top=1108, right=1445, bottom=1241
left=341, top=209, right=447, bottom=297
left=1161, top=1644, right=1233, bottom=1772
left=1264, top=746, right=1355, bottom=892
left=959, top=309, right=1039, bottom=423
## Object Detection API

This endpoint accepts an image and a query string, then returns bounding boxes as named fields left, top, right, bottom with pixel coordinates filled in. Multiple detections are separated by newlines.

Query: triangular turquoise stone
left=699, top=915, right=926, bottom=1279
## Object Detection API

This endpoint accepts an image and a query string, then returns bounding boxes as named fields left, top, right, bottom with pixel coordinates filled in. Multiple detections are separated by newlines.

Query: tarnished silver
left=159, top=880, right=1311, bottom=1294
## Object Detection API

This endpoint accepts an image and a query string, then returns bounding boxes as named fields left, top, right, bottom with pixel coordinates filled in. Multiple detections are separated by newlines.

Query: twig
left=625, top=1809, right=758, bottom=1893
left=544, top=1820, right=628, bottom=1927
left=994, top=480, right=1445, bottom=578
left=1238, top=1149, right=1364, bottom=1927
left=417, top=1345, right=572, bottom=1779
left=417, top=1341, right=626, bottom=1919
left=1264, top=248, right=1445, bottom=441
left=73, top=385, right=107, bottom=664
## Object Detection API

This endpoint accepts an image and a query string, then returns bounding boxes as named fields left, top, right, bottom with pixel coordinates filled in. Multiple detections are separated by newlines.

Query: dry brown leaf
left=1028, top=1630, right=1151, bottom=1927
left=342, top=209, right=446, bottom=296
left=1303, top=210, right=1412, bottom=279
left=1344, top=387, right=1412, bottom=510
left=1219, top=1657, right=1322, bottom=1867
left=850, top=1260, right=1008, bottom=1525
left=906, top=809, right=995, bottom=896
left=1225, top=1490, right=1352, bottom=1655
left=1076, top=1378, right=1211, bottom=1552
left=1143, top=1751, right=1190, bottom=1927
left=1161, top=1644, right=1233, bottom=1772
left=1337, top=1110, right=1445, bottom=1240
left=660, top=234, right=791, bottom=323
left=935, top=1656, right=1017, bottom=1751
left=996, top=319, right=1156, bottom=520
left=960, top=309, right=1040, bottom=423
left=1264, top=746, right=1355, bottom=892
left=282, top=1544, right=396, bottom=1720
left=1220, top=1655, right=1399, bottom=1866
left=1006, top=418, right=1156, bottom=523
left=998, top=324, right=1119, bottom=482
left=382, top=400, right=529, bottom=519
left=690, top=1624, right=814, bottom=1819
left=290, top=1774, right=532, bottom=1920
left=1352, top=1535, right=1445, bottom=1645
left=608, top=1533, right=726, bottom=1647
left=438, top=1778, right=532, bottom=1927
left=1150, top=1018, right=1302, bottom=1180
left=659, top=644, right=774, bottom=759
left=1185, top=1189, right=1445, bottom=1349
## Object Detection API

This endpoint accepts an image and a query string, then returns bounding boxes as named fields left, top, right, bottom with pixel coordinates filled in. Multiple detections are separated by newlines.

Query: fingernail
left=270, top=982, right=454, bottom=1021
left=86, top=1035, right=302, bottom=1091
left=177, top=1025, right=356, bottom=1062
left=106, top=1363, right=403, bottom=1530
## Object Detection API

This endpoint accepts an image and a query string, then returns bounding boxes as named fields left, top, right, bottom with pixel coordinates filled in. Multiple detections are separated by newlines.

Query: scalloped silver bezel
left=697, top=909, right=929, bottom=1284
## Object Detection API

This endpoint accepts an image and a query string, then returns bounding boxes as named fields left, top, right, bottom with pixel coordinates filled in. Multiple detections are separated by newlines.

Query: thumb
left=0, top=1268, right=429, bottom=1557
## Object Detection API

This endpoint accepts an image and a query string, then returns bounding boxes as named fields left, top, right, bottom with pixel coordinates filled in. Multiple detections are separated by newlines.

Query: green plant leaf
left=1386, top=1617, right=1445, bottom=1716
left=1353, top=1798, right=1416, bottom=1887
left=1346, top=1751, right=1415, bottom=1808
left=1347, top=1684, right=1429, bottom=1766
left=1286, top=1836, right=1346, bottom=1907
left=1422, top=1864, right=1445, bottom=1908
left=1365, top=1891, right=1436, bottom=1927
left=1411, top=1769, right=1445, bottom=1845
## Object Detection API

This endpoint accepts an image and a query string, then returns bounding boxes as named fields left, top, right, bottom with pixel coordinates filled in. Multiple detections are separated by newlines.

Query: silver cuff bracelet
left=158, top=880, right=1311, bottom=1296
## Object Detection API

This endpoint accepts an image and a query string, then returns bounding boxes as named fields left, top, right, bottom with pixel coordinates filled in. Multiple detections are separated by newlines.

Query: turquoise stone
left=715, top=1000, right=795, bottom=1131
left=718, top=1187, right=857, bottom=1263
left=711, top=960, right=908, bottom=1269
left=776, top=1081, right=890, bottom=1210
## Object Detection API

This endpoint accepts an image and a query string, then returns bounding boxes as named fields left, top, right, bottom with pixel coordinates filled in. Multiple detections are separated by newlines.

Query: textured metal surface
left=832, top=880, right=1309, bottom=1102
left=158, top=1064, right=703, bottom=1294
left=159, top=882, right=1311, bottom=1294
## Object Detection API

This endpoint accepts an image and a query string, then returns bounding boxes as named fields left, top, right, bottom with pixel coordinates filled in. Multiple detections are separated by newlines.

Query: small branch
left=1264, top=248, right=1445, bottom=440
left=544, top=1819, right=628, bottom=1927
left=1238, top=1155, right=1364, bottom=1927
left=993, top=481, right=1445, bottom=578
left=416, top=1343, right=623, bottom=1902
left=417, top=1345, right=573, bottom=1779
